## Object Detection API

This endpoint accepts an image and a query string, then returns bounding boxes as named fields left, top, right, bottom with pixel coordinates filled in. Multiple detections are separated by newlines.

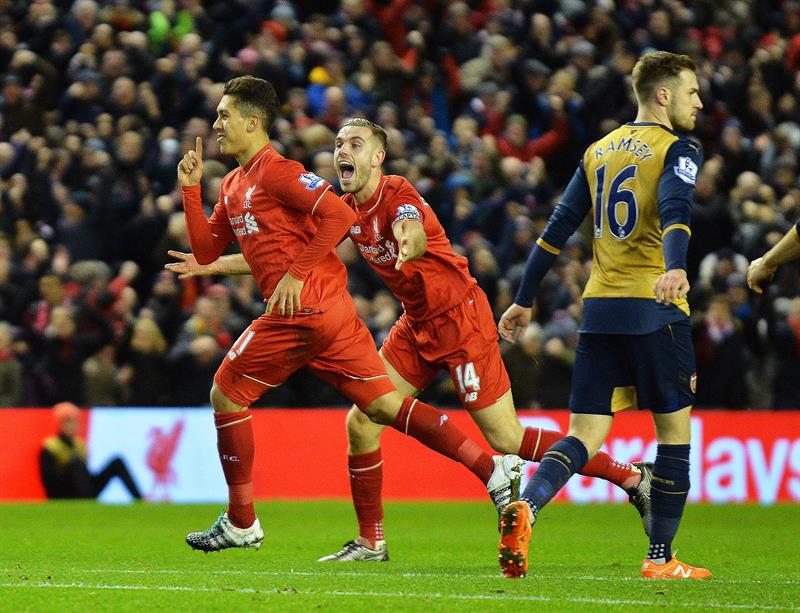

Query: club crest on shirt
left=243, top=185, right=255, bottom=208
left=298, top=172, right=325, bottom=190
left=373, top=217, right=383, bottom=241
left=674, top=156, right=698, bottom=185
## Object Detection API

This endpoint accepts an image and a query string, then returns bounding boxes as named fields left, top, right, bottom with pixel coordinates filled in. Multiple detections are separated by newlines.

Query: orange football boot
left=641, top=557, right=712, bottom=579
left=498, top=501, right=532, bottom=578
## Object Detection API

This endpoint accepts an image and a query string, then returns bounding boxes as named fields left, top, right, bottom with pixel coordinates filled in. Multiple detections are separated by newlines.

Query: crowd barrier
left=2, top=408, right=798, bottom=503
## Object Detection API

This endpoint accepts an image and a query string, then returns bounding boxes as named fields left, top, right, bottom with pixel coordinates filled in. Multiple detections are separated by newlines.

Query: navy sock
left=648, top=444, right=691, bottom=563
left=519, top=436, right=589, bottom=516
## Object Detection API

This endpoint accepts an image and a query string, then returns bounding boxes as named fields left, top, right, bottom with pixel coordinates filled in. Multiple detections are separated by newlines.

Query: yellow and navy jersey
left=518, top=122, right=703, bottom=334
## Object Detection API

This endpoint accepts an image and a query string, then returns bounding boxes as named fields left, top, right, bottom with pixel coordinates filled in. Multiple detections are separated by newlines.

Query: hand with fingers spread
left=653, top=268, right=690, bottom=304
left=165, top=250, right=212, bottom=279
left=266, top=271, right=304, bottom=317
left=177, top=137, right=204, bottom=187
left=498, top=303, right=532, bottom=344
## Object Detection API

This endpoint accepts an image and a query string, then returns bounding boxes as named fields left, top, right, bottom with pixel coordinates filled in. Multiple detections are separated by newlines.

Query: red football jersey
left=207, top=145, right=348, bottom=312
left=343, top=175, right=476, bottom=321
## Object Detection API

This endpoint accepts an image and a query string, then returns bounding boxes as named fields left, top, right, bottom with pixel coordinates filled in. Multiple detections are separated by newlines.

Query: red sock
left=519, top=427, right=639, bottom=490
left=518, top=427, right=561, bottom=461
left=391, top=398, right=494, bottom=484
left=582, top=451, right=640, bottom=490
left=349, top=449, right=384, bottom=548
left=215, top=409, right=256, bottom=528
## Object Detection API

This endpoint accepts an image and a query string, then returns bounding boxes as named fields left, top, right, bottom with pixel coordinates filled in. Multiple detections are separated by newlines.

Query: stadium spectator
left=766, top=296, right=800, bottom=409
left=501, top=322, right=572, bottom=410
left=119, top=315, right=170, bottom=406
left=693, top=294, right=751, bottom=408
left=0, top=320, right=22, bottom=406
left=39, top=401, right=142, bottom=500
left=33, top=303, right=114, bottom=404
left=82, top=343, right=129, bottom=406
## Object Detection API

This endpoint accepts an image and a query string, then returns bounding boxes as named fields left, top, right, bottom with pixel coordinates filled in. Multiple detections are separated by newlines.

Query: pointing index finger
left=195, top=136, right=203, bottom=158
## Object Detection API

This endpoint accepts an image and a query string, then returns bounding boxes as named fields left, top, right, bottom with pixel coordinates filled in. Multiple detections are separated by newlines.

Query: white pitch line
left=0, top=581, right=798, bottom=611
left=12, top=567, right=794, bottom=587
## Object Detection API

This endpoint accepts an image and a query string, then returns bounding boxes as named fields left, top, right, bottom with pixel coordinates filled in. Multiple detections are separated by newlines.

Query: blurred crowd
left=1, top=0, right=800, bottom=410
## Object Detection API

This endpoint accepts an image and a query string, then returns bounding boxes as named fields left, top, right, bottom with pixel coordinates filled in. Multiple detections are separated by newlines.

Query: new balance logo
left=673, top=564, right=692, bottom=578
left=439, top=415, right=448, bottom=426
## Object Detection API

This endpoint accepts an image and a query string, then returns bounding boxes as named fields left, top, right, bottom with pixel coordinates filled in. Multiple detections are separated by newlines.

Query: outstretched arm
left=748, top=225, right=800, bottom=294
left=165, top=251, right=252, bottom=278
left=393, top=219, right=427, bottom=270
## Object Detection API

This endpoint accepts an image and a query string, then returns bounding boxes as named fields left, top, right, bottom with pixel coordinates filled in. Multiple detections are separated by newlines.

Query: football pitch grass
left=1, top=501, right=798, bottom=612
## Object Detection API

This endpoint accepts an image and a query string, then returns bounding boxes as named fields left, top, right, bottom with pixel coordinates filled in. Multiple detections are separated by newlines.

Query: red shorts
left=381, top=286, right=510, bottom=411
left=215, top=292, right=395, bottom=409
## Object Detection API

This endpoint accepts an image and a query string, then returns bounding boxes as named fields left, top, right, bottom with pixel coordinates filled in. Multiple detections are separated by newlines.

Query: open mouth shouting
left=338, top=160, right=356, bottom=186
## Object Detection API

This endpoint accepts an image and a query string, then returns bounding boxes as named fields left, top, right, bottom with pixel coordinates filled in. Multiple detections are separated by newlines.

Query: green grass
left=1, top=501, right=798, bottom=612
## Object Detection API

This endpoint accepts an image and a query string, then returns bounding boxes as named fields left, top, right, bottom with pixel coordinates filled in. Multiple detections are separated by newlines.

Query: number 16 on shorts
left=455, top=362, right=481, bottom=403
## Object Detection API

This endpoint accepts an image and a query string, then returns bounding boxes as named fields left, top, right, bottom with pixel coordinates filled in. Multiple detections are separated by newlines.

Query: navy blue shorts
left=569, top=319, right=696, bottom=415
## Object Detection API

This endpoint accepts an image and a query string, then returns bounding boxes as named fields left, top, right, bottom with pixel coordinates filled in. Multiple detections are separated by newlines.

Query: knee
left=346, top=407, right=376, bottom=441
left=483, top=428, right=524, bottom=455
left=654, top=422, right=691, bottom=445
left=363, top=392, right=402, bottom=425
left=346, top=406, right=384, bottom=454
left=210, top=384, right=243, bottom=413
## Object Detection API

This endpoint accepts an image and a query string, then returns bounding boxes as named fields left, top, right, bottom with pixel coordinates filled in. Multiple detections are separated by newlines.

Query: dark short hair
left=340, top=117, right=388, bottom=149
left=223, top=76, right=279, bottom=133
left=632, top=51, right=696, bottom=103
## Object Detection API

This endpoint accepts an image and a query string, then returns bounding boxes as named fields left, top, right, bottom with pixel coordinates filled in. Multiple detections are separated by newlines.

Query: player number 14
left=455, top=362, right=481, bottom=402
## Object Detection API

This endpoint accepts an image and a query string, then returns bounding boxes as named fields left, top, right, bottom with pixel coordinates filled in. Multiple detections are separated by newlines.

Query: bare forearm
left=215, top=254, right=252, bottom=275
left=393, top=220, right=427, bottom=255
left=763, top=227, right=800, bottom=268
